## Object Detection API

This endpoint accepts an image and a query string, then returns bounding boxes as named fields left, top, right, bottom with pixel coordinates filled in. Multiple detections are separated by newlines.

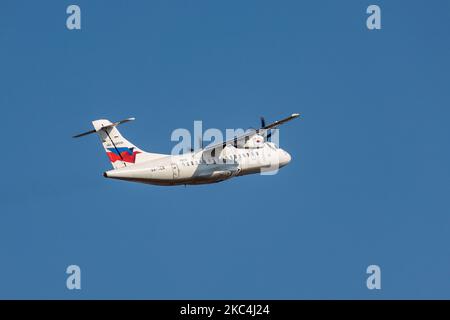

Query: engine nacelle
left=243, top=134, right=265, bottom=148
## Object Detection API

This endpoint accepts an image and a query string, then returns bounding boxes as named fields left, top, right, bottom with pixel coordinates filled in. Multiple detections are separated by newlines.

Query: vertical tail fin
left=73, top=117, right=166, bottom=169
left=92, top=119, right=142, bottom=169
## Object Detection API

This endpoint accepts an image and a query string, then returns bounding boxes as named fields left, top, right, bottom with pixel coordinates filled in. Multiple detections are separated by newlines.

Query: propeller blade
left=260, top=116, right=266, bottom=128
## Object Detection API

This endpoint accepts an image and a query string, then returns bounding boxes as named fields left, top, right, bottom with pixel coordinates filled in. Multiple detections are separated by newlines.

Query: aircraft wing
left=261, top=113, right=300, bottom=130
left=200, top=113, right=300, bottom=154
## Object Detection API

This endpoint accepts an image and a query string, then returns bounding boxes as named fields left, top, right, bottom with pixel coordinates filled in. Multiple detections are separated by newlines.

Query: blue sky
left=1, top=0, right=450, bottom=299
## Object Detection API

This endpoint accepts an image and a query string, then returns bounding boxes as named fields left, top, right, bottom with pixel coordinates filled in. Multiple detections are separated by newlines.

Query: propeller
left=260, top=116, right=266, bottom=128
left=260, top=116, right=271, bottom=140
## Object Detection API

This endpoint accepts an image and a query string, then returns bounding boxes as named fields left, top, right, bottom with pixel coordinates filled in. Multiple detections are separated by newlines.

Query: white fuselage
left=103, top=143, right=292, bottom=186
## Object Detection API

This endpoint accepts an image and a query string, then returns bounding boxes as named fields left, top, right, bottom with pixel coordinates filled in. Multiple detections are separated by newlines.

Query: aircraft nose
left=279, top=150, right=291, bottom=166
left=284, top=151, right=291, bottom=164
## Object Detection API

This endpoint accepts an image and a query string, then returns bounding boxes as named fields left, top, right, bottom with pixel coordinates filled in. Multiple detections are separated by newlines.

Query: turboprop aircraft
left=73, top=113, right=300, bottom=186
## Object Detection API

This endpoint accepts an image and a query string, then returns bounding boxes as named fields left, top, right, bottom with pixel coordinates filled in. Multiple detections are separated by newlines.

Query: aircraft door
left=171, top=163, right=179, bottom=179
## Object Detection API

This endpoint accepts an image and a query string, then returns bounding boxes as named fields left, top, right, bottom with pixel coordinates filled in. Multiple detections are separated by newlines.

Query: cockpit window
left=267, top=142, right=278, bottom=150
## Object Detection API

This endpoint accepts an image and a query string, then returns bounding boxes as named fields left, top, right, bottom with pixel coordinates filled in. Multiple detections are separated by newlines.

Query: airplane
left=73, top=113, right=300, bottom=186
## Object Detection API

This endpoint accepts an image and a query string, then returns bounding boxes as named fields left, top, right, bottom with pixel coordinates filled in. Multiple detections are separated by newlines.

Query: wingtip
left=292, top=113, right=300, bottom=118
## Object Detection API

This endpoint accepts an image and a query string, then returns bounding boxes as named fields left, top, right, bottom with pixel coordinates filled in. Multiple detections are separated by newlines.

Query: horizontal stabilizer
left=72, top=129, right=96, bottom=138
left=73, top=117, right=135, bottom=138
